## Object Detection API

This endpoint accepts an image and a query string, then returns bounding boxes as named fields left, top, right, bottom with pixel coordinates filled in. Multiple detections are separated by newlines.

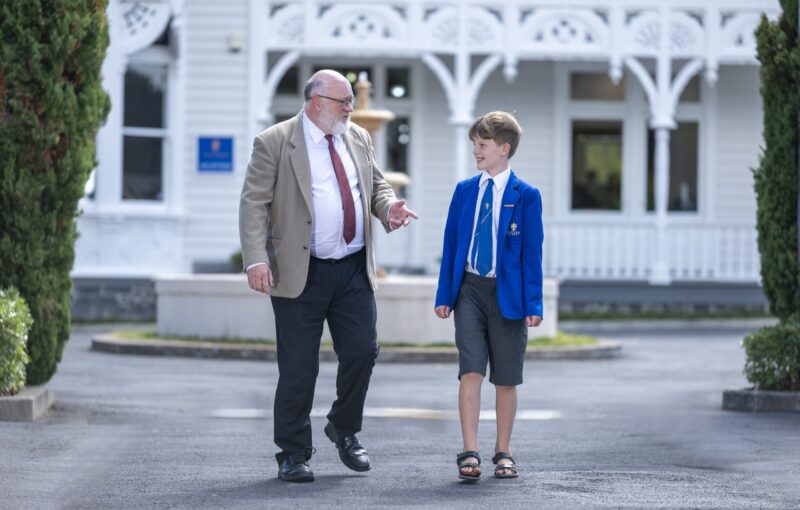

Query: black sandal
left=492, top=452, right=518, bottom=479
left=456, top=451, right=481, bottom=482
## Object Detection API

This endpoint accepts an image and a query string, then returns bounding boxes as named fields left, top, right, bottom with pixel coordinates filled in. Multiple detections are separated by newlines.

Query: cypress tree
left=753, top=0, right=800, bottom=321
left=0, top=1, right=110, bottom=384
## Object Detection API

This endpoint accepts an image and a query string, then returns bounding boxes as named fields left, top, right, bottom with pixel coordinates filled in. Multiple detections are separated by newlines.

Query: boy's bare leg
left=458, top=372, right=484, bottom=475
left=494, top=385, right=517, bottom=474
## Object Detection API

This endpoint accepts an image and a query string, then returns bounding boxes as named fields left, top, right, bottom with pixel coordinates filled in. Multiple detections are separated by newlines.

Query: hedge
left=743, top=319, right=800, bottom=391
left=0, top=288, right=33, bottom=396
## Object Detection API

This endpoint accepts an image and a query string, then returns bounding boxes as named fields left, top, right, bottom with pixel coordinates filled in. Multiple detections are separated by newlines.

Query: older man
left=239, top=70, right=417, bottom=482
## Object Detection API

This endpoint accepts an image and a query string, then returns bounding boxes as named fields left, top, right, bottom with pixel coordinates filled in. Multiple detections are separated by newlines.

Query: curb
left=0, top=386, right=55, bottom=422
left=91, top=334, right=622, bottom=363
left=561, top=317, right=777, bottom=334
left=722, top=388, right=800, bottom=413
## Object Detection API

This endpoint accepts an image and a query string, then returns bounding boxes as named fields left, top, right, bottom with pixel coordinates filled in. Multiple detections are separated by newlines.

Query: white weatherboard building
left=75, top=0, right=781, bottom=292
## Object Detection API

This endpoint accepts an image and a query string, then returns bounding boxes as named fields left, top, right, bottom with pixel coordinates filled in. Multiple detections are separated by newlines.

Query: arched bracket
left=625, top=57, right=703, bottom=129
left=258, top=51, right=301, bottom=125
left=422, top=52, right=502, bottom=125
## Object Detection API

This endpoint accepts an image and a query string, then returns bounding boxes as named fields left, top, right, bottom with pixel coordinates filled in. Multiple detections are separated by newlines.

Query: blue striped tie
left=471, top=179, right=494, bottom=276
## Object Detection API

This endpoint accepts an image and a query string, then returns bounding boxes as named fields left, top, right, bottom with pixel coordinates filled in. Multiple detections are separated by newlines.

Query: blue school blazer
left=434, top=171, right=544, bottom=320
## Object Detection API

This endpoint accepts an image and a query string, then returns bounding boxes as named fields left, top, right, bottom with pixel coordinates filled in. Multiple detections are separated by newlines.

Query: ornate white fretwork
left=520, top=9, right=608, bottom=53
left=424, top=7, right=503, bottom=50
left=267, top=4, right=305, bottom=45
left=120, top=1, right=171, bottom=55
left=626, top=10, right=705, bottom=56
left=720, top=13, right=762, bottom=59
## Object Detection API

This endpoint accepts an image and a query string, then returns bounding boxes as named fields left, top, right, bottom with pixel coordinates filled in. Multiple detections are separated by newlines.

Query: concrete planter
left=0, top=386, right=54, bottom=422
left=722, top=388, right=800, bottom=413
left=156, top=275, right=559, bottom=344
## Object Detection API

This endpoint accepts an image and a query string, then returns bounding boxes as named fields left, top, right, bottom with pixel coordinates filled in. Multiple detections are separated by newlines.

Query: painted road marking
left=212, top=407, right=561, bottom=421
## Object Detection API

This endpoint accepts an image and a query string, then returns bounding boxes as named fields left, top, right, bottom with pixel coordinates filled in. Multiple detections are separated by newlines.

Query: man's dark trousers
left=270, top=249, right=379, bottom=462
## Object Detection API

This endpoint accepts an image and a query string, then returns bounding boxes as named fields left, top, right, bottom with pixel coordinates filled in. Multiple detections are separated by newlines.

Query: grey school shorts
left=453, top=272, right=528, bottom=386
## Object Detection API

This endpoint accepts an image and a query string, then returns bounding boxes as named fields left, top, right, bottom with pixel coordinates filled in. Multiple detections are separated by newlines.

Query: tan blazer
left=239, top=111, right=396, bottom=298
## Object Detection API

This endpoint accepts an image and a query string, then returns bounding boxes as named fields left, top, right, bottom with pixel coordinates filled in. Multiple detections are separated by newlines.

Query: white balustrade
left=544, top=220, right=760, bottom=282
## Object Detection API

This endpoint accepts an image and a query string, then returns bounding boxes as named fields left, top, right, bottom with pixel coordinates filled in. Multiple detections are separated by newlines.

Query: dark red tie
left=325, top=134, right=356, bottom=244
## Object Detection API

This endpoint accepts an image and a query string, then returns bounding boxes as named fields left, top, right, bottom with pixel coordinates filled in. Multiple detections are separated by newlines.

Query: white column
left=169, top=9, right=186, bottom=215
left=248, top=0, right=270, bottom=138
left=95, top=1, right=125, bottom=208
left=451, top=122, right=471, bottom=183
left=651, top=127, right=671, bottom=284
left=649, top=6, right=674, bottom=285
left=452, top=6, right=471, bottom=184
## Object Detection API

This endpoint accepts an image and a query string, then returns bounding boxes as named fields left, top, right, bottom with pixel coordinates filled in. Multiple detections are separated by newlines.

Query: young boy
left=434, top=111, right=543, bottom=481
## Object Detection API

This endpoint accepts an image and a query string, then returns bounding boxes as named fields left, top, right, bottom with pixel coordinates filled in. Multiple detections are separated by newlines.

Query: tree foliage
left=753, top=0, right=800, bottom=321
left=0, top=1, right=110, bottom=384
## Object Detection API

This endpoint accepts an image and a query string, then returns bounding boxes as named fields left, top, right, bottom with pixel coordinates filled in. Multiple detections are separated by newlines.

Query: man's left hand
left=388, top=199, right=419, bottom=230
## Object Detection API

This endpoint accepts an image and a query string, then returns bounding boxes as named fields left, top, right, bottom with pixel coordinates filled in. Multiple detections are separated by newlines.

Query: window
left=386, top=67, right=410, bottom=98
left=122, top=63, right=167, bottom=200
left=678, top=75, right=701, bottom=103
left=570, top=73, right=625, bottom=101
left=275, top=65, right=299, bottom=95
left=646, top=122, right=699, bottom=212
left=386, top=117, right=410, bottom=173
left=571, top=121, right=623, bottom=210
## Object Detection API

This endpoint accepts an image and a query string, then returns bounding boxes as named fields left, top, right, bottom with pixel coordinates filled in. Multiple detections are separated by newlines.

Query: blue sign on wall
left=198, top=137, right=233, bottom=173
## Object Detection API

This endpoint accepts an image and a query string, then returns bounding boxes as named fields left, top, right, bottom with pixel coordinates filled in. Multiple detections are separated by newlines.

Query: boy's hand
left=434, top=305, right=451, bottom=319
left=526, top=316, right=542, bottom=327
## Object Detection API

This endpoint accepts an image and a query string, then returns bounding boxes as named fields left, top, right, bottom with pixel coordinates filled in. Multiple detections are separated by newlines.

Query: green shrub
left=743, top=319, right=800, bottom=391
left=0, top=288, right=33, bottom=396
left=0, top=2, right=109, bottom=384
left=230, top=250, right=244, bottom=272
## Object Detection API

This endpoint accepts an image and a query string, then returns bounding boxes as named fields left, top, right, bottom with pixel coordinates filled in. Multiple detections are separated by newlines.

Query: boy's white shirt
left=465, top=166, right=511, bottom=278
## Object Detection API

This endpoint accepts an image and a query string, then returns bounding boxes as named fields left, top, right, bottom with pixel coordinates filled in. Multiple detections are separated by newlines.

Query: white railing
left=545, top=220, right=760, bottom=282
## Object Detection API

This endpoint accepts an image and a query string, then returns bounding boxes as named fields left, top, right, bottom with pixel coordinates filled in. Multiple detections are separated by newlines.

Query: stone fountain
left=350, top=73, right=410, bottom=194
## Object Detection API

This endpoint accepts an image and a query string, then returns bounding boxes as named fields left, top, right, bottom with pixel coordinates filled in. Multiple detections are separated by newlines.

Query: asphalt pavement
left=1, top=321, right=799, bottom=510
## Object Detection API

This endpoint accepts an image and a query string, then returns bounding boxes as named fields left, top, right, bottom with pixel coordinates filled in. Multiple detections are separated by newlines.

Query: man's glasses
left=315, top=94, right=355, bottom=107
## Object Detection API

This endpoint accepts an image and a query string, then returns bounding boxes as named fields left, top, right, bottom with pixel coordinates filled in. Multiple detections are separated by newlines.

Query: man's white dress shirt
left=302, top=112, right=365, bottom=259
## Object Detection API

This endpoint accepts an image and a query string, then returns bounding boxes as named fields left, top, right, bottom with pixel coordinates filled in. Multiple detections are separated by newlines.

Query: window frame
left=554, top=62, right=709, bottom=221
left=82, top=43, right=178, bottom=216
left=555, top=63, right=631, bottom=218
left=122, top=47, right=171, bottom=204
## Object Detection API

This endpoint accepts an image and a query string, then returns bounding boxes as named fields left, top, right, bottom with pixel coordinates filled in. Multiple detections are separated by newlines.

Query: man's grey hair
left=303, top=78, right=324, bottom=103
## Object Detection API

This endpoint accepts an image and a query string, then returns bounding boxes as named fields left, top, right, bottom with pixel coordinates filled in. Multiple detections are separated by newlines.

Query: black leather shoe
left=324, top=422, right=371, bottom=472
left=278, top=453, right=314, bottom=482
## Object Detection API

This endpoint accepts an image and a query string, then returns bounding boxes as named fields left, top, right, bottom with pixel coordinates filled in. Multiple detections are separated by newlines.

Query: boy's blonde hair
left=468, top=111, right=522, bottom=159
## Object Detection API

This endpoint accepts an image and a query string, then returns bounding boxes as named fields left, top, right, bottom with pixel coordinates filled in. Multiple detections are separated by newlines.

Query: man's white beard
left=321, top=109, right=350, bottom=135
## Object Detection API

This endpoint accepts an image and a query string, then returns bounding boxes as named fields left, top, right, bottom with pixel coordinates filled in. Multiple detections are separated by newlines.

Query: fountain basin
left=156, top=275, right=558, bottom=344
